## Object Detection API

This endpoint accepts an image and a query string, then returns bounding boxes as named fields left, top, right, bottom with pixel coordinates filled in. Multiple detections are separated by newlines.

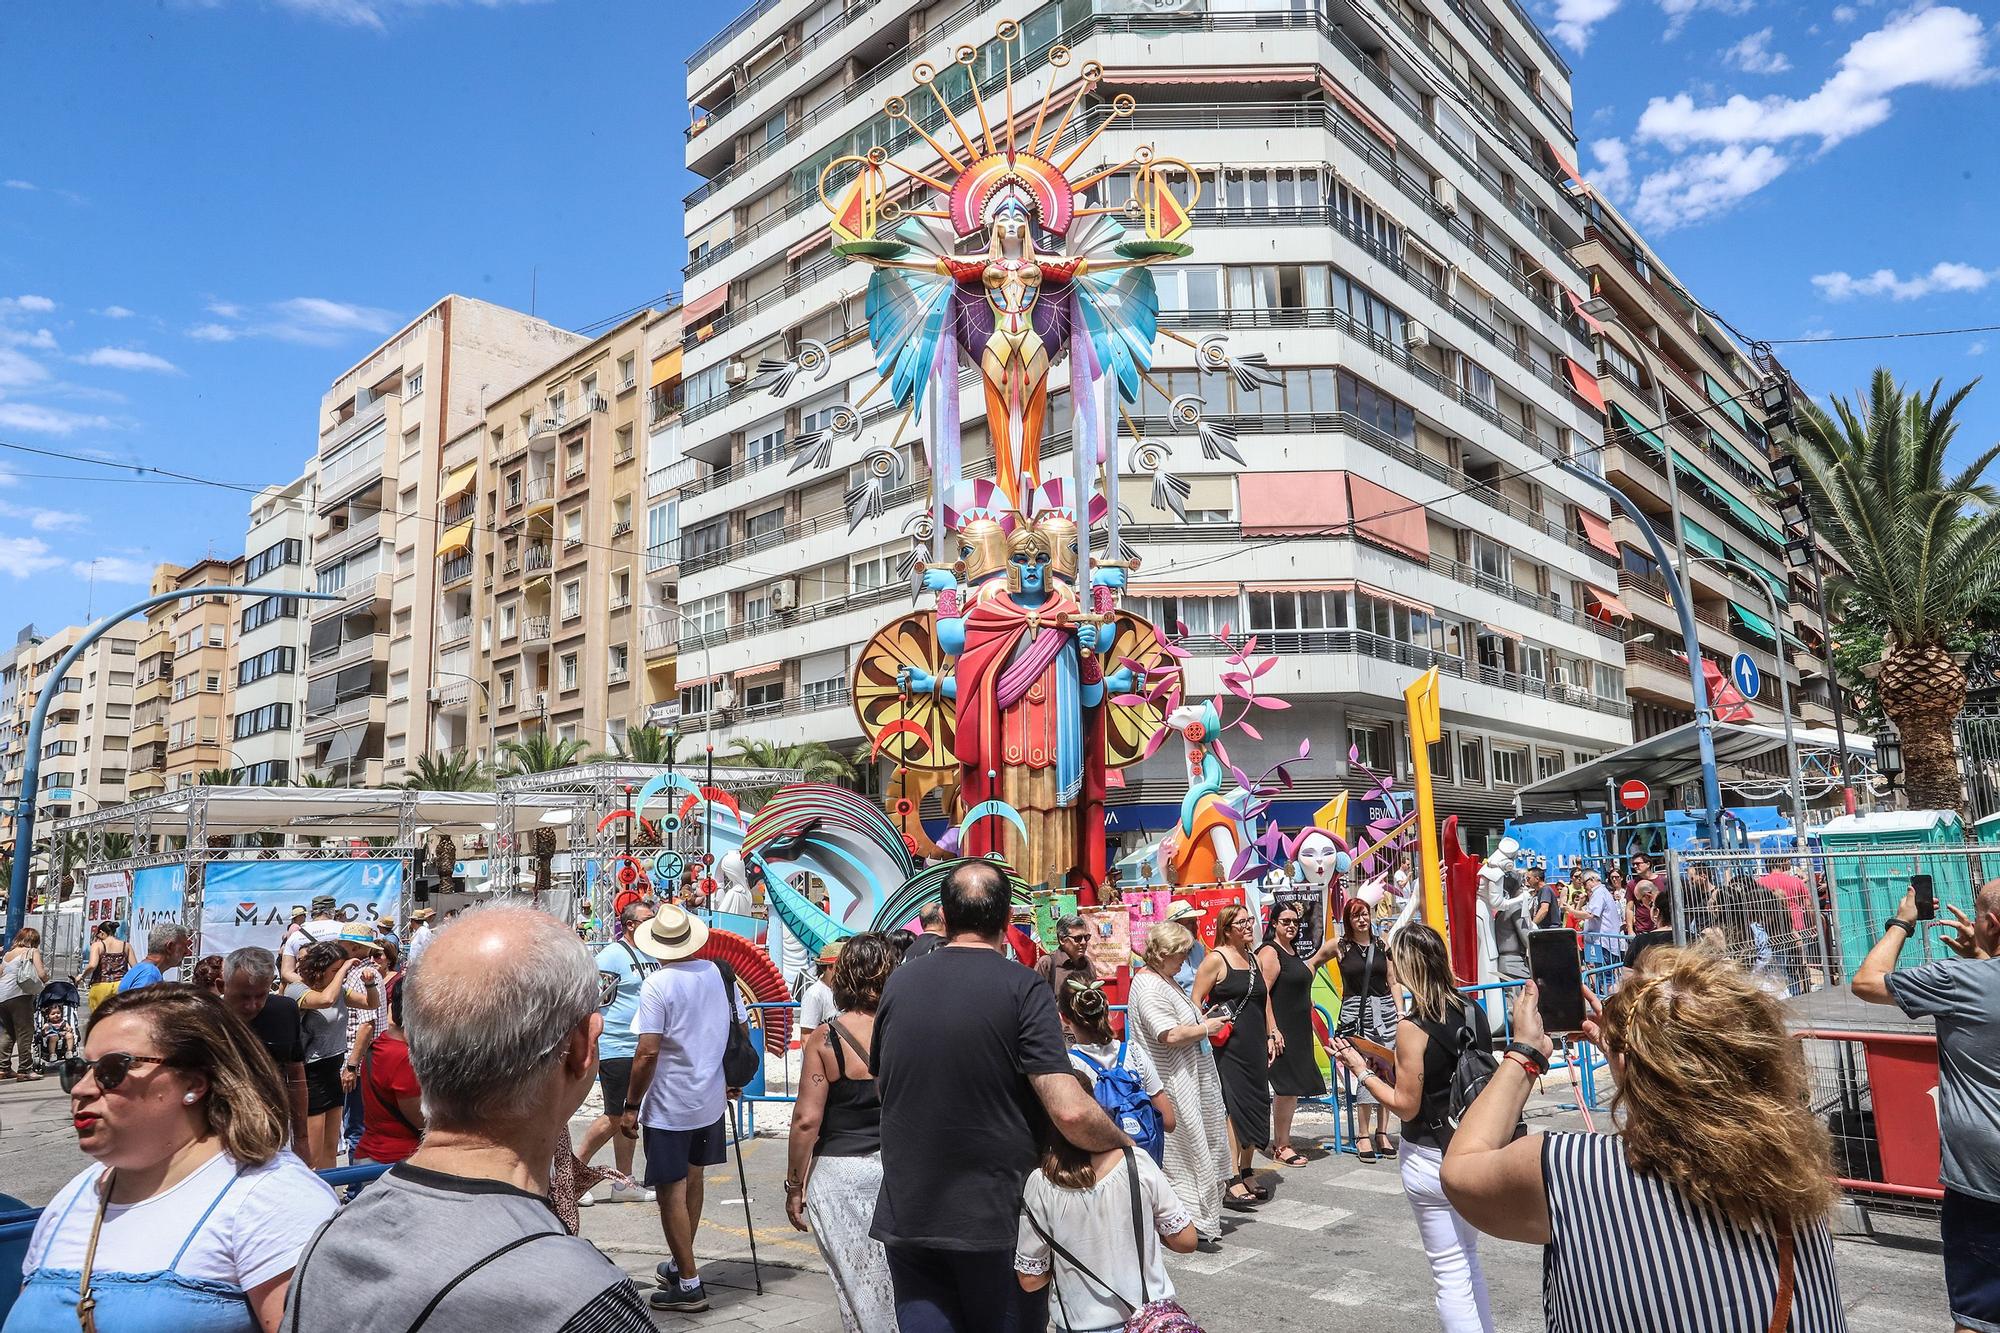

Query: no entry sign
left=1618, top=779, right=1651, bottom=811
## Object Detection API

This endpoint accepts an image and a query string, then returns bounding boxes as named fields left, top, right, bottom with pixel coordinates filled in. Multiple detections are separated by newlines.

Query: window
left=238, top=648, right=294, bottom=687
left=1536, top=750, right=1566, bottom=779
left=561, top=581, right=582, bottom=620
left=240, top=596, right=298, bottom=633
left=563, top=509, right=584, bottom=544
left=559, top=654, right=579, bottom=691
left=1468, top=534, right=1508, bottom=584
left=684, top=594, right=726, bottom=636
left=404, top=368, right=424, bottom=398
left=1491, top=745, right=1528, bottom=786
left=1347, top=723, right=1392, bottom=773
left=204, top=673, right=221, bottom=693
left=499, top=604, right=518, bottom=639
left=619, top=354, right=636, bottom=388
left=851, top=551, right=897, bottom=592
left=746, top=508, right=785, bottom=544
left=565, top=440, right=585, bottom=476
left=1460, top=735, right=1486, bottom=784
left=208, top=625, right=226, bottom=648
left=581, top=373, right=598, bottom=403
left=611, top=570, right=631, bottom=607
left=1594, top=662, right=1625, bottom=700
left=244, top=539, right=302, bottom=581
left=681, top=519, right=729, bottom=562
left=499, top=672, right=515, bottom=706
left=745, top=592, right=770, bottom=623
left=1248, top=589, right=1343, bottom=632
left=609, top=645, right=629, bottom=679
left=1600, top=338, right=1642, bottom=387
left=1142, top=595, right=1231, bottom=639
left=233, top=703, right=293, bottom=740
left=1337, top=372, right=1416, bottom=444
left=746, top=422, right=786, bottom=469
left=745, top=679, right=785, bottom=709
left=1428, top=730, right=1454, bottom=782
left=506, top=472, right=522, bottom=506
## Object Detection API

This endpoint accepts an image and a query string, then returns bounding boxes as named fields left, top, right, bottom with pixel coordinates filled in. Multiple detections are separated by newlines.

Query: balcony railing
left=643, top=621, right=677, bottom=658
left=440, top=554, right=474, bottom=587
left=646, top=542, right=677, bottom=574
left=438, top=617, right=472, bottom=645
left=523, top=545, right=554, bottom=573
left=522, top=617, right=552, bottom=644
left=523, top=473, right=557, bottom=507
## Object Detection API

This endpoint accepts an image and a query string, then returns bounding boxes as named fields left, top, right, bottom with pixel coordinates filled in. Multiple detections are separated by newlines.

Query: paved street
left=0, top=1076, right=1951, bottom=1330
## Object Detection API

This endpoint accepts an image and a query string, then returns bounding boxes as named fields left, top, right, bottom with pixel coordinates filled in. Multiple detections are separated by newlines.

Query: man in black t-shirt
left=222, top=946, right=310, bottom=1149
left=1526, top=867, right=1559, bottom=930
left=901, top=903, right=947, bottom=960
left=872, top=861, right=1128, bottom=1331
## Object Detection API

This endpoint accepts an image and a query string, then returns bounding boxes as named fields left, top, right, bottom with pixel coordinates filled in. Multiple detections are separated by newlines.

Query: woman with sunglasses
left=1257, top=905, right=1339, bottom=1168
left=7, top=984, right=338, bottom=1332
left=1335, top=898, right=1396, bottom=1163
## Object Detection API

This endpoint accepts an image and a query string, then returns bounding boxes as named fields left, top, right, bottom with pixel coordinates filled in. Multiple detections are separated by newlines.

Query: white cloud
left=1552, top=0, right=1621, bottom=49
left=0, top=295, right=55, bottom=315
left=0, top=501, right=86, bottom=533
left=266, top=0, right=552, bottom=30
left=100, top=305, right=135, bottom=320
left=2, top=180, right=34, bottom=192
left=1632, top=143, right=1789, bottom=229
left=1811, top=261, right=1999, bottom=301
left=1589, top=137, right=1634, bottom=200
left=0, top=403, right=116, bottom=435
left=76, top=347, right=181, bottom=374
left=72, top=555, right=154, bottom=584
left=192, top=296, right=400, bottom=347
left=1658, top=0, right=1752, bottom=38
left=0, top=348, right=48, bottom=389
left=0, top=535, right=62, bottom=579
left=1638, top=7, right=1990, bottom=151
left=1832, top=4, right=1860, bottom=20
left=1971, top=341, right=1989, bottom=357
left=1724, top=28, right=1793, bottom=74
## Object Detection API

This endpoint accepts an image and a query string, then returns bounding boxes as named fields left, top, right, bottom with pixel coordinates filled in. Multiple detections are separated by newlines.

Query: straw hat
left=817, top=939, right=845, bottom=966
left=408, top=908, right=436, bottom=922
left=628, top=903, right=710, bottom=963
left=1164, top=899, right=1202, bottom=923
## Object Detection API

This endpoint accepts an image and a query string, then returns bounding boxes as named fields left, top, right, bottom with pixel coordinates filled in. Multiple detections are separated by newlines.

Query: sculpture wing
left=863, top=221, right=958, bottom=418
left=1071, top=217, right=1159, bottom=404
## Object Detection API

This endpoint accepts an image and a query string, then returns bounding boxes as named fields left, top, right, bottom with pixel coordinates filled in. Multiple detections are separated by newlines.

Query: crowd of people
left=3, top=853, right=1993, bottom=1333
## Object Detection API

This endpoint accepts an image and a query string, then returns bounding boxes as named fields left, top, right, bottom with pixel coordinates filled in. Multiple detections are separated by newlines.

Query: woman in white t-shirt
left=1015, top=1073, right=1199, bottom=1332
left=8, top=983, right=337, bottom=1333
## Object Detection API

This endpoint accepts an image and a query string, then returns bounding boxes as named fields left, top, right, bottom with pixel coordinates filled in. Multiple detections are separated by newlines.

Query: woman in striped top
left=1440, top=948, right=1847, bottom=1332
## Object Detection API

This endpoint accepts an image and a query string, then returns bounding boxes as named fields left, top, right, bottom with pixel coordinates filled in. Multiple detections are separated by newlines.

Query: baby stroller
left=34, top=979, right=81, bottom=1072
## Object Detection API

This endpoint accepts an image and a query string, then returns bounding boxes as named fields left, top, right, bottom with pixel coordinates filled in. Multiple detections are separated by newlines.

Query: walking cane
left=728, top=1095, right=764, bottom=1295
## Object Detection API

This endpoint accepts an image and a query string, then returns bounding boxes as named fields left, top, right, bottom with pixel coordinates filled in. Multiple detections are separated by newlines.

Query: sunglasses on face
left=61, top=1052, right=174, bottom=1094
left=1064, top=933, right=1090, bottom=944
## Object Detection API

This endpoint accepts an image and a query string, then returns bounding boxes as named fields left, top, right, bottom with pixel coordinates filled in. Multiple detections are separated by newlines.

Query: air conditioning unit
left=711, top=684, right=737, bottom=713
left=425, top=687, right=442, bottom=703
left=768, top=578, right=799, bottom=612
left=724, top=359, right=751, bottom=386
left=1432, top=178, right=1459, bottom=213
left=1404, top=322, right=1431, bottom=349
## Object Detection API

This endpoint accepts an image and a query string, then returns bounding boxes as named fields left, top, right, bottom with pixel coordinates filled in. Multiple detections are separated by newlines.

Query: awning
left=682, top=285, right=729, bottom=325
left=435, top=521, right=473, bottom=559
left=1709, top=429, right=1765, bottom=481
left=1683, top=520, right=1728, bottom=561
left=440, top=462, right=478, bottom=502
left=322, top=725, right=367, bottom=766
left=1131, top=581, right=1242, bottom=599
left=1356, top=584, right=1432, bottom=615
left=1515, top=720, right=1856, bottom=807
left=1727, top=600, right=1778, bottom=644
left=1544, top=138, right=1582, bottom=189
left=1611, top=403, right=1667, bottom=456
left=651, top=347, right=683, bottom=387
left=678, top=672, right=720, bottom=690
left=787, top=231, right=830, bottom=262
left=1565, top=287, right=1604, bottom=336
left=1577, top=510, right=1618, bottom=559
left=1245, top=580, right=1353, bottom=593
left=1241, top=470, right=1344, bottom=537
left=735, top=661, right=781, bottom=680
left=1347, top=474, right=1429, bottom=560
left=1478, top=621, right=1522, bottom=641
left=1584, top=585, right=1631, bottom=623
left=1564, top=358, right=1605, bottom=413
left=1318, top=72, right=1395, bottom=149
left=1704, top=373, right=1752, bottom=433
left=1110, top=65, right=1316, bottom=85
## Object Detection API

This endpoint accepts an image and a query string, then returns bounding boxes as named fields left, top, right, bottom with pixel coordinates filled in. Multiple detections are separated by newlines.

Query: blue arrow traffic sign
left=1731, top=652, right=1761, bottom=701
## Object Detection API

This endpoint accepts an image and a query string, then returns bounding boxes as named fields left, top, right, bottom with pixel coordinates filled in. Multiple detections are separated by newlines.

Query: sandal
left=1223, top=1181, right=1259, bottom=1211
left=1237, top=1170, right=1272, bottom=1201
left=1355, top=1141, right=1378, bottom=1163
left=1269, top=1145, right=1309, bottom=1167
left=1374, top=1131, right=1395, bottom=1157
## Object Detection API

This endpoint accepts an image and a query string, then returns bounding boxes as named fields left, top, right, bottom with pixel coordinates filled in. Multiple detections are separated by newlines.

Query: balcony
left=522, top=545, right=554, bottom=575
left=522, top=617, right=552, bottom=645
left=308, top=630, right=385, bottom=673
left=311, top=574, right=390, bottom=618
left=646, top=543, right=677, bottom=574
left=611, top=520, right=633, bottom=540
left=648, top=383, right=683, bottom=427
left=648, top=459, right=696, bottom=497
left=440, top=554, right=474, bottom=589
left=303, top=694, right=381, bottom=735
left=315, top=511, right=382, bottom=562
left=524, top=473, right=558, bottom=510
left=438, top=617, right=472, bottom=646
left=564, top=457, right=588, bottom=483
left=643, top=620, right=677, bottom=660
left=321, top=389, right=388, bottom=447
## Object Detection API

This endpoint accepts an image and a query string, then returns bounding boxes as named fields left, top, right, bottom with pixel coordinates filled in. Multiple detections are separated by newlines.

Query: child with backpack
left=1016, top=1070, right=1202, bottom=1332
left=1058, top=980, right=1174, bottom=1163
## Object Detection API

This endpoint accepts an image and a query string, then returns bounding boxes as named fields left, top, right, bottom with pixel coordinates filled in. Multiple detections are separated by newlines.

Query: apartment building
left=673, top=0, right=1629, bottom=844
left=20, top=621, right=144, bottom=825
left=0, top=624, right=44, bottom=855
left=1574, top=196, right=1860, bottom=749
left=126, top=571, right=180, bottom=801
left=232, top=476, right=315, bottom=786
left=162, top=557, right=247, bottom=789
left=306, top=296, right=588, bottom=785
left=435, top=307, right=678, bottom=761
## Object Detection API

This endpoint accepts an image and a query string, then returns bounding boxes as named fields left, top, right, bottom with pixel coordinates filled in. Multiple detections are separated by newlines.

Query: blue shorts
left=1944, top=1188, right=2000, bottom=1333
left=642, top=1117, right=727, bottom=1187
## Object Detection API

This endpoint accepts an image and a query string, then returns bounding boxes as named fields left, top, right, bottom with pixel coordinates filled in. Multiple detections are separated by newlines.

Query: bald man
left=285, top=905, right=651, bottom=1332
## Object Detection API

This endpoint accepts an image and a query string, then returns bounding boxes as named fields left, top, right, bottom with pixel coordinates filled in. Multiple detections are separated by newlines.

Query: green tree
left=610, top=724, right=681, bottom=765
left=497, top=731, right=598, bottom=775
left=289, top=773, right=338, bottom=788
left=1792, top=370, right=2000, bottom=812
left=725, top=737, right=858, bottom=785
left=404, top=750, right=492, bottom=791
left=196, top=767, right=237, bottom=785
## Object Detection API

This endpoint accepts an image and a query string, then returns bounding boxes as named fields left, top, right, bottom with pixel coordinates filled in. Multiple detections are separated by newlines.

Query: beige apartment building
left=162, top=557, right=247, bottom=789
left=437, top=306, right=682, bottom=759
left=19, top=621, right=145, bottom=828
left=0, top=624, right=46, bottom=860
left=126, top=571, right=181, bottom=801
left=306, top=295, right=588, bottom=784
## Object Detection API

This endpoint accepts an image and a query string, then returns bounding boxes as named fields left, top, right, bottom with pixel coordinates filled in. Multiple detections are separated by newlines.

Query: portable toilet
left=1816, top=810, right=1980, bottom=971
left=1975, top=811, right=2000, bottom=847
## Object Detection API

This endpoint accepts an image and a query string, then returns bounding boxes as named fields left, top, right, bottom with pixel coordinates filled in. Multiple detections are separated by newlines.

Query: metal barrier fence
left=1667, top=844, right=1991, bottom=996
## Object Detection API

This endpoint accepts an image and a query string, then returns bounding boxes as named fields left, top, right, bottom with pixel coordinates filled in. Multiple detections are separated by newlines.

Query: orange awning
left=651, top=347, right=683, bottom=387
left=1319, top=72, right=1395, bottom=149
left=1131, top=581, right=1241, bottom=599
left=1241, top=470, right=1345, bottom=537
left=1545, top=138, right=1582, bottom=189
left=1108, top=66, right=1315, bottom=85
left=1243, top=580, right=1354, bottom=593
left=735, top=661, right=781, bottom=680
left=1565, top=287, right=1604, bottom=336
left=1354, top=584, right=1432, bottom=615
left=1480, top=622, right=1522, bottom=641
left=1564, top=358, right=1606, bottom=413
left=1585, top=585, right=1631, bottom=623
left=1577, top=510, right=1618, bottom=559
left=682, top=285, right=729, bottom=325
left=1347, top=474, right=1429, bottom=560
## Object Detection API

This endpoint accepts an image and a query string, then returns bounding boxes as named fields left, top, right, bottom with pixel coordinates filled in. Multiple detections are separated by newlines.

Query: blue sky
left=0, top=0, right=1994, bottom=633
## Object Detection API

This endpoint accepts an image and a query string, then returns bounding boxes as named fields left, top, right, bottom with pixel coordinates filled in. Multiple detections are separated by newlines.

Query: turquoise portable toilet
left=1816, top=810, right=1978, bottom=971
left=1974, top=811, right=2000, bottom=847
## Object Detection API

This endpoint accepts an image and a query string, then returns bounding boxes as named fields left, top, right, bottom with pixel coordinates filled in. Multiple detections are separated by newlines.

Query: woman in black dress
left=1191, top=905, right=1278, bottom=1206
left=1335, top=898, right=1398, bottom=1161
left=1258, top=903, right=1340, bottom=1166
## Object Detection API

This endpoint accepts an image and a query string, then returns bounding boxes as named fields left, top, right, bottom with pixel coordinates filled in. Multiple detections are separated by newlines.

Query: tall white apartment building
left=306, top=296, right=586, bottom=785
left=674, top=0, right=1630, bottom=845
left=232, top=475, right=315, bottom=786
left=19, top=622, right=144, bottom=826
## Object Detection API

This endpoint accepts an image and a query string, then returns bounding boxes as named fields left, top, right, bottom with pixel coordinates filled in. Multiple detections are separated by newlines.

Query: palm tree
left=36, top=831, right=88, bottom=901
left=404, top=750, right=492, bottom=791
left=1792, top=369, right=2000, bottom=812
left=196, top=767, right=237, bottom=785
left=497, top=731, right=598, bottom=776
left=725, top=737, right=858, bottom=785
left=290, top=773, right=339, bottom=788
left=610, top=724, right=681, bottom=766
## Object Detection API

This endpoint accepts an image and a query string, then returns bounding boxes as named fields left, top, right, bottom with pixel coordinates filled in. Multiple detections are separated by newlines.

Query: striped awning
left=1584, top=585, right=1631, bottom=623
left=1131, top=581, right=1241, bottom=599
left=439, top=462, right=478, bottom=502
left=1564, top=358, right=1606, bottom=413
left=735, top=661, right=781, bottom=680
left=435, top=521, right=473, bottom=559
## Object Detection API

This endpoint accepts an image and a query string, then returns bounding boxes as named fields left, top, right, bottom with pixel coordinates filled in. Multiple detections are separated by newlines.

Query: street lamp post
left=1686, top=554, right=1806, bottom=844
left=646, top=606, right=723, bottom=741
left=7, top=586, right=339, bottom=940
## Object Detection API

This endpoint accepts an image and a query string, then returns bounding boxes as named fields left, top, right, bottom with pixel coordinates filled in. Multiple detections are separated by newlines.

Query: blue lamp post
left=6, top=586, right=340, bottom=939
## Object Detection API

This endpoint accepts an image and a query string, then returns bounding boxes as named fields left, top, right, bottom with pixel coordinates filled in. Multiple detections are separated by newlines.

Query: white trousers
left=1398, top=1141, right=1495, bottom=1333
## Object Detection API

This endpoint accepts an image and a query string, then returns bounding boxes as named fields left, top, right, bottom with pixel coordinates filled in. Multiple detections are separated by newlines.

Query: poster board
left=128, top=865, right=187, bottom=954
left=1269, top=879, right=1329, bottom=959
left=1183, top=884, right=1248, bottom=948
left=199, top=859, right=404, bottom=958
left=1032, top=890, right=1080, bottom=947
left=1124, top=889, right=1171, bottom=960
left=84, top=870, right=131, bottom=936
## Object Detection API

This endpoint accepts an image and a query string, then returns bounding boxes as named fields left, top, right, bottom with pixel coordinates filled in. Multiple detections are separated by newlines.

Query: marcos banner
left=129, top=865, right=187, bottom=952
left=200, top=860, right=404, bottom=958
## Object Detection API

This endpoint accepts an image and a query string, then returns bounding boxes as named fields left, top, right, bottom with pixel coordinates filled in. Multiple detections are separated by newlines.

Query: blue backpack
left=1072, top=1042, right=1164, bottom=1165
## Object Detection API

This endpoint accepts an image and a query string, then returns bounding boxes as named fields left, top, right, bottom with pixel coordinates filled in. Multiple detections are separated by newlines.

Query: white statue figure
left=1473, top=836, right=1521, bottom=1008
left=711, top=849, right=754, bottom=918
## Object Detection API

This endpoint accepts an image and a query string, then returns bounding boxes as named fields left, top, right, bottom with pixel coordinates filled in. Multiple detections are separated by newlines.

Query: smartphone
left=1912, top=874, right=1936, bottom=921
left=1528, top=928, right=1587, bottom=1033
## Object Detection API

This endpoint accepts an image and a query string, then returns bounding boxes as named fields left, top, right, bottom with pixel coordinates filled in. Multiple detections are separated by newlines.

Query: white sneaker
left=577, top=1189, right=597, bottom=1207
left=610, top=1181, right=657, bottom=1203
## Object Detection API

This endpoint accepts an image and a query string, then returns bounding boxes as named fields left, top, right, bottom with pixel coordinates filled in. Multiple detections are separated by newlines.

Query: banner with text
left=84, top=871, right=132, bottom=934
left=128, top=865, right=187, bottom=953
left=199, top=859, right=404, bottom=958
